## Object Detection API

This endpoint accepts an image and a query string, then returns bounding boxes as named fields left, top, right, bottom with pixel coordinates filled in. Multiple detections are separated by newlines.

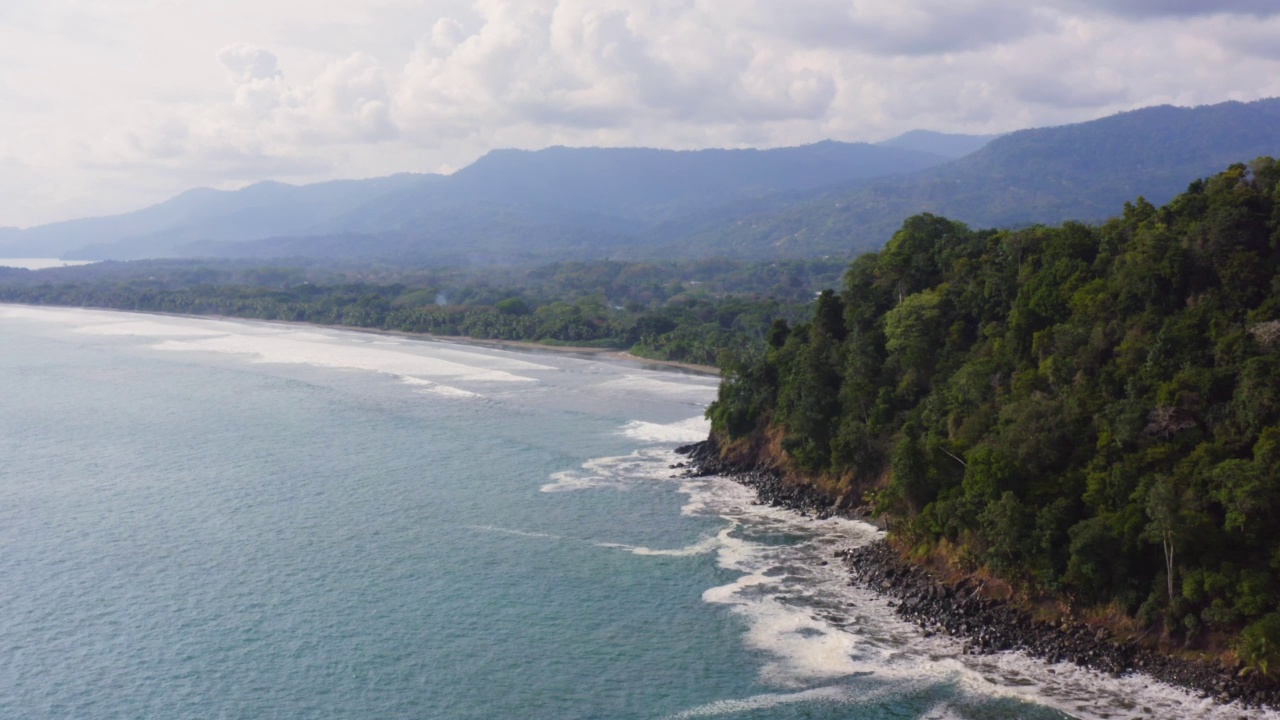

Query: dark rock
left=676, top=437, right=1280, bottom=711
left=838, top=539, right=1280, bottom=712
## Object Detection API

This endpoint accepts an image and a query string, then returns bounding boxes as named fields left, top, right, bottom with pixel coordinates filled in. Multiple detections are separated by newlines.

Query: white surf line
left=71, top=318, right=232, bottom=337
left=683, top=472, right=1280, bottom=720
left=400, top=376, right=484, bottom=399
left=152, top=334, right=536, bottom=383
left=540, top=468, right=635, bottom=493
left=395, top=344, right=561, bottom=373
left=1, top=305, right=547, bottom=385
left=620, top=416, right=711, bottom=444
left=542, top=419, right=714, bottom=494
left=595, top=529, right=726, bottom=558
left=467, top=524, right=725, bottom=571
left=464, top=524, right=566, bottom=541
left=664, top=683, right=894, bottom=719
left=540, top=448, right=680, bottom=493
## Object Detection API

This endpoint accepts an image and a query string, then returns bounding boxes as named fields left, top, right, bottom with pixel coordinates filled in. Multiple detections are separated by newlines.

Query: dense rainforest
left=707, top=158, right=1280, bottom=674
left=0, top=258, right=841, bottom=367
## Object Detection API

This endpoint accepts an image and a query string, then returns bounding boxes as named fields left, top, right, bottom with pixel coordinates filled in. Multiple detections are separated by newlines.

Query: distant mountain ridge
left=441, top=141, right=948, bottom=221
left=3, top=97, right=1277, bottom=265
left=659, top=98, right=1280, bottom=258
left=0, top=141, right=953, bottom=263
left=0, top=174, right=441, bottom=259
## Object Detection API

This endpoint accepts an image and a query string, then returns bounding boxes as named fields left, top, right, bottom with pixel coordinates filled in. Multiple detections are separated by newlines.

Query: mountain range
left=0, top=140, right=951, bottom=264
left=1, top=98, right=1276, bottom=265
left=690, top=98, right=1280, bottom=258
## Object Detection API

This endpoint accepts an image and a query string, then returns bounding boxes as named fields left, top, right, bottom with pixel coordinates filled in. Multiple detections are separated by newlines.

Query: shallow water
left=0, top=306, right=1268, bottom=719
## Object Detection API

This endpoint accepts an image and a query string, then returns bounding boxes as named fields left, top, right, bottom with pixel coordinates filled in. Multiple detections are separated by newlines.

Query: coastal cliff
left=694, top=158, right=1280, bottom=705
left=677, top=436, right=1280, bottom=710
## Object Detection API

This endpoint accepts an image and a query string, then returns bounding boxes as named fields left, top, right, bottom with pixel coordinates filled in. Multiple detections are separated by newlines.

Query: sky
left=1, top=1, right=1278, bottom=228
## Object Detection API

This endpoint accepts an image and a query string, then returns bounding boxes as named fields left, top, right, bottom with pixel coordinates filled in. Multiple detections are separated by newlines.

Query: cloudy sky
left=1, top=0, right=1277, bottom=228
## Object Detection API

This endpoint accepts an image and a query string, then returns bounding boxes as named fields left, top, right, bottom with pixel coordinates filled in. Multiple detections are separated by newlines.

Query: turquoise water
left=0, top=307, right=1262, bottom=719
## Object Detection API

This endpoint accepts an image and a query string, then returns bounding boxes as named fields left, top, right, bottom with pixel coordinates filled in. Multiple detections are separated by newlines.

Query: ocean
left=0, top=305, right=1265, bottom=719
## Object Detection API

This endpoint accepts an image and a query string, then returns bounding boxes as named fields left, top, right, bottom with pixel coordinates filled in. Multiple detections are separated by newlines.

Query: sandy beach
left=96, top=306, right=723, bottom=377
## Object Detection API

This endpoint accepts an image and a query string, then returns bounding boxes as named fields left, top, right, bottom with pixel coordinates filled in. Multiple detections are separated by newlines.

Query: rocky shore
left=843, top=542, right=1280, bottom=711
left=674, top=438, right=858, bottom=520
left=675, top=438, right=1280, bottom=712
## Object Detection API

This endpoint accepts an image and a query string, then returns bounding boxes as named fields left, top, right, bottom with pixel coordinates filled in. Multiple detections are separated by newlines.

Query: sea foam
left=620, top=416, right=710, bottom=444
left=400, top=377, right=483, bottom=399
left=153, top=334, right=534, bottom=383
left=540, top=450, right=678, bottom=493
left=596, top=530, right=724, bottom=558
left=596, top=374, right=719, bottom=402
left=664, top=685, right=859, bottom=718
left=553, top=432, right=1280, bottom=719
left=464, top=525, right=564, bottom=541
left=72, top=319, right=230, bottom=337
left=0, top=305, right=541, bottom=389
left=675, top=470, right=1280, bottom=720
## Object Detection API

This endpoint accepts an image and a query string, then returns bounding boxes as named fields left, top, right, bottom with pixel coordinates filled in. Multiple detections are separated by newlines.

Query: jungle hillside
left=707, top=158, right=1280, bottom=674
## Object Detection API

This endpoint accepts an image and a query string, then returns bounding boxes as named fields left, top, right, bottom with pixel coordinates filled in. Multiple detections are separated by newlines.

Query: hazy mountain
left=4, top=174, right=440, bottom=260
left=0, top=142, right=945, bottom=263
left=4, top=97, right=1276, bottom=265
left=661, top=97, right=1280, bottom=258
left=875, top=130, right=998, bottom=159
left=437, top=141, right=949, bottom=220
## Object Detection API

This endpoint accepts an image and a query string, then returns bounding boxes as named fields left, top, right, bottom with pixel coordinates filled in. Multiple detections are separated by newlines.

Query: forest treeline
left=0, top=258, right=841, bottom=367
left=707, top=159, right=1280, bottom=674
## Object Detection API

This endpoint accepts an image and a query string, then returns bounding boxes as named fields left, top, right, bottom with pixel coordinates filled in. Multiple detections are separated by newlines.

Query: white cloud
left=729, top=0, right=1047, bottom=56
left=0, top=0, right=1278, bottom=228
left=393, top=0, right=841, bottom=141
left=217, top=43, right=283, bottom=83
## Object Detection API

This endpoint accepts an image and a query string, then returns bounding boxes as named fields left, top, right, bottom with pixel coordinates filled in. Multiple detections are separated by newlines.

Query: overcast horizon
left=3, top=1, right=1279, bottom=229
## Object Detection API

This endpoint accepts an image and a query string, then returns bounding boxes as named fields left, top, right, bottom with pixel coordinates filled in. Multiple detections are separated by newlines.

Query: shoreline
left=0, top=303, right=719, bottom=377
left=409, top=334, right=720, bottom=376
left=207, top=312, right=722, bottom=376
left=675, top=438, right=1280, bottom=712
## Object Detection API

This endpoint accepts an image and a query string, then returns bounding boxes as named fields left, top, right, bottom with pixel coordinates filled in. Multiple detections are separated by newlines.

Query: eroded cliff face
left=681, top=429, right=871, bottom=519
